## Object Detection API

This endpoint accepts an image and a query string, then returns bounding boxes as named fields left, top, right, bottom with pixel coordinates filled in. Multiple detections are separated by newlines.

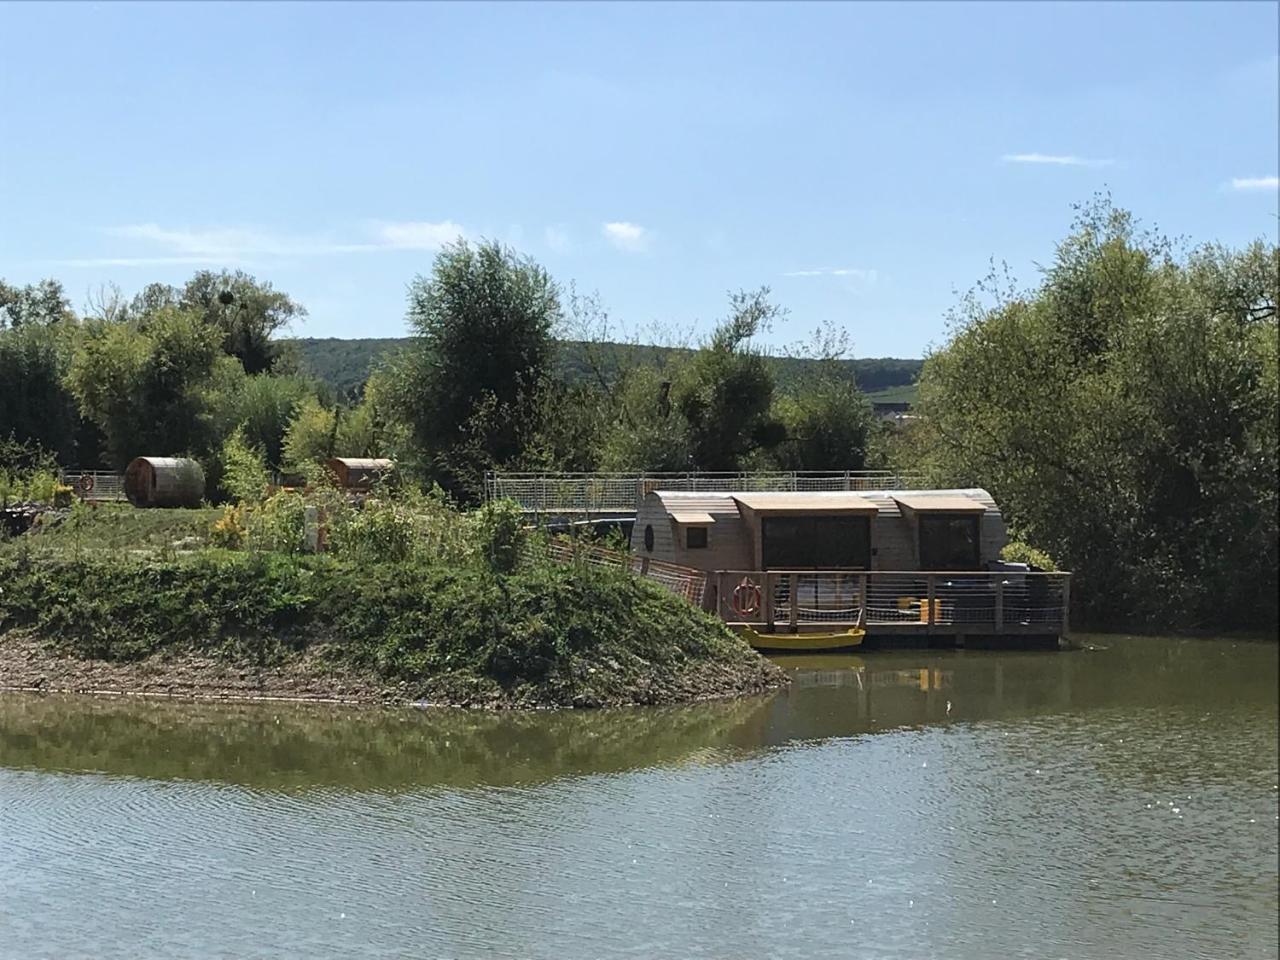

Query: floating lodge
left=492, top=472, right=1071, bottom=651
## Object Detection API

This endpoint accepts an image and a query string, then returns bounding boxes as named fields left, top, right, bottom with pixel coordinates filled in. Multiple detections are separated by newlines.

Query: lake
left=1, top=635, right=1276, bottom=959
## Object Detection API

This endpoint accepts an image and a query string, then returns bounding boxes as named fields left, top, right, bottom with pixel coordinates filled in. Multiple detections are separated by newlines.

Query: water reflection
left=1, top=635, right=1275, bottom=960
left=2, top=635, right=1274, bottom=792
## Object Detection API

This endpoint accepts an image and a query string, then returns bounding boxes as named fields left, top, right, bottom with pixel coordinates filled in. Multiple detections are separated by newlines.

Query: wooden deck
left=714, top=569, right=1070, bottom=646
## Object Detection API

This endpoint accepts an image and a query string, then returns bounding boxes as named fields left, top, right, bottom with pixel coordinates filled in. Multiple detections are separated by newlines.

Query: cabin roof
left=731, top=492, right=880, bottom=513
left=646, top=487, right=997, bottom=520
left=326, top=458, right=394, bottom=470
left=892, top=493, right=987, bottom=513
left=129, top=456, right=199, bottom=469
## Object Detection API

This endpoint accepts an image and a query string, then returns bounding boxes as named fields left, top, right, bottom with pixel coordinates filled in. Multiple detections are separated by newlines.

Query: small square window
left=686, top=527, right=708, bottom=549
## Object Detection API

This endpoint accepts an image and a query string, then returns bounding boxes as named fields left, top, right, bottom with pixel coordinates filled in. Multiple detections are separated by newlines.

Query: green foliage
left=0, top=549, right=768, bottom=707
left=175, top=270, right=305, bottom=374
left=916, top=197, right=1278, bottom=629
left=0, top=278, right=74, bottom=329
left=391, top=240, right=560, bottom=499
left=472, top=499, right=526, bottom=574
left=771, top=357, right=872, bottom=471
left=0, top=308, right=84, bottom=463
left=65, top=307, right=222, bottom=467
left=213, top=371, right=318, bottom=470
left=281, top=395, right=338, bottom=469
left=672, top=288, right=786, bottom=470
left=999, top=541, right=1059, bottom=571
left=220, top=429, right=271, bottom=504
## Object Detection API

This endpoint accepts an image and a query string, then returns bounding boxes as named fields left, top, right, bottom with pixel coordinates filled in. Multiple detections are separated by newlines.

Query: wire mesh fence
left=488, top=471, right=928, bottom=513
left=61, top=471, right=127, bottom=502
left=532, top=536, right=707, bottom=606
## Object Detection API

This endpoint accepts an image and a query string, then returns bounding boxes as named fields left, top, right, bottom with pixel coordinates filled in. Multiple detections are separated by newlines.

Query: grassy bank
left=0, top=549, right=784, bottom=708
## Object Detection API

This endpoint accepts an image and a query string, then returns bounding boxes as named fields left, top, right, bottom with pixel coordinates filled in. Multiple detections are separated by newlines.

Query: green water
left=1, top=635, right=1276, bottom=959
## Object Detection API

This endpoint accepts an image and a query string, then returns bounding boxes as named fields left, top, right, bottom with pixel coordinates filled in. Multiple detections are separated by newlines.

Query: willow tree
left=391, top=240, right=559, bottom=499
left=915, top=198, right=1278, bottom=629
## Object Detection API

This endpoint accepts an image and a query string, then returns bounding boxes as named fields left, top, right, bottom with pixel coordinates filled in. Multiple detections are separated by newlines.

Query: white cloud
left=602, top=221, right=650, bottom=252
left=372, top=220, right=466, bottom=250
left=1229, top=176, right=1279, bottom=191
left=784, top=268, right=878, bottom=284
left=65, top=220, right=467, bottom=267
left=1001, top=153, right=1113, bottom=168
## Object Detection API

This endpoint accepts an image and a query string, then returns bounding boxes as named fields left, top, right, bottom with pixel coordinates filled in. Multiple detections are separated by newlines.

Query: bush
left=1001, top=541, right=1059, bottom=571
left=472, top=498, right=526, bottom=573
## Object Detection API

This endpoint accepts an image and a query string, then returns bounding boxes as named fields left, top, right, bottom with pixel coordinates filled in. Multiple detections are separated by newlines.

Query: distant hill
left=288, top=337, right=923, bottom=403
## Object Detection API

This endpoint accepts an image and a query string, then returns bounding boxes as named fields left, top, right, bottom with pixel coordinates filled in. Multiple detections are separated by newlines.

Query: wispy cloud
left=1001, top=153, right=1113, bottom=168
left=52, top=220, right=469, bottom=267
left=1229, top=176, right=1279, bottom=191
left=602, top=221, right=651, bottom=253
left=783, top=267, right=878, bottom=283
left=371, top=220, right=466, bottom=250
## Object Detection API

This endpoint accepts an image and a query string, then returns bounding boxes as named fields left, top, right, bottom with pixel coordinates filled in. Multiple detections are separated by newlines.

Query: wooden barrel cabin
left=325, top=458, right=395, bottom=492
left=124, top=457, right=205, bottom=508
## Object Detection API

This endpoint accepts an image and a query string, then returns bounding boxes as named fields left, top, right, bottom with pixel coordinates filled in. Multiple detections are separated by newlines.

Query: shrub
left=1001, top=541, right=1059, bottom=571
left=472, top=499, right=525, bottom=573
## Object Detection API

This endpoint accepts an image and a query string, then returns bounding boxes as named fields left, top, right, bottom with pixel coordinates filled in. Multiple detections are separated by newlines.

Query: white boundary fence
left=61, top=471, right=126, bottom=502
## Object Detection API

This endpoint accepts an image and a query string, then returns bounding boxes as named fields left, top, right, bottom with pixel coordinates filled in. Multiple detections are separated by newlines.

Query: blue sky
left=1, top=1, right=1276, bottom=357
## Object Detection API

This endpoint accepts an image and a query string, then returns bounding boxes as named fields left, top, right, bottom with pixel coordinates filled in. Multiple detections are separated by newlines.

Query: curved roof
left=326, top=458, right=394, bottom=470
left=646, top=487, right=997, bottom=519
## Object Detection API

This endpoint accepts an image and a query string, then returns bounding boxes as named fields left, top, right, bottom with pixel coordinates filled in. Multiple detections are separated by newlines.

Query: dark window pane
left=686, top=526, right=708, bottom=549
left=762, top=516, right=870, bottom=569
left=919, top=514, right=980, bottom=570
left=813, top=517, right=870, bottom=568
left=762, top=516, right=810, bottom=568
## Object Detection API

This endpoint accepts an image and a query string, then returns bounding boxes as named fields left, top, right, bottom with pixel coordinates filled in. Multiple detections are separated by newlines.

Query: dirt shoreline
left=0, top=633, right=787, bottom=710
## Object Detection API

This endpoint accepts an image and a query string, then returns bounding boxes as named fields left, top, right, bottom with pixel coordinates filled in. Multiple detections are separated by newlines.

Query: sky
left=1, top=1, right=1277, bottom=357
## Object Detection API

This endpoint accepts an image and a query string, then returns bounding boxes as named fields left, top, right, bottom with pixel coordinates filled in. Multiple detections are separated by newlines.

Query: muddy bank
left=0, top=633, right=786, bottom=710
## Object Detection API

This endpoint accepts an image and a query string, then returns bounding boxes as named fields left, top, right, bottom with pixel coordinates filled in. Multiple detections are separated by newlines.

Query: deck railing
left=712, top=570, right=1070, bottom=635
left=488, top=470, right=928, bottom=514
left=534, top=537, right=707, bottom=606
left=60, top=470, right=127, bottom=502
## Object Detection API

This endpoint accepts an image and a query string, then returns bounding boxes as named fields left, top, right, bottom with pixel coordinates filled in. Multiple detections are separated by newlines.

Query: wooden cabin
left=124, top=457, right=205, bottom=508
left=630, top=488, right=1006, bottom=573
left=324, top=458, right=395, bottom=492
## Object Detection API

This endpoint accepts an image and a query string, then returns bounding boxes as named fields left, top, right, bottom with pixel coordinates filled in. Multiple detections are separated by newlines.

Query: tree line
left=2, top=196, right=1276, bottom=630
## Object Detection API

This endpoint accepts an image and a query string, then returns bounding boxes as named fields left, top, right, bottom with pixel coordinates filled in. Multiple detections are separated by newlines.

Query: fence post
left=994, top=578, right=1004, bottom=634
left=859, top=573, right=869, bottom=624
left=788, top=573, right=798, bottom=632
left=1061, top=574, right=1071, bottom=637
left=926, top=575, right=936, bottom=632
left=765, top=572, right=776, bottom=631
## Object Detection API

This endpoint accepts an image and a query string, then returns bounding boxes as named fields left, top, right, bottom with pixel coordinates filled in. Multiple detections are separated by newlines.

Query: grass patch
left=0, top=550, right=780, bottom=708
left=21, top=503, right=220, bottom=554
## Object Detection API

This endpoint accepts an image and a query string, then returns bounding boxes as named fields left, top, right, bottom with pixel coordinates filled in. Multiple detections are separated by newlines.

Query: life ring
left=79, top=475, right=95, bottom=493
left=731, top=577, right=762, bottom=617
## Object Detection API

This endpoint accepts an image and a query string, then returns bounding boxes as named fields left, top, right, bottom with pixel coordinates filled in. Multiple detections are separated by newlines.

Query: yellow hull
left=741, top=626, right=866, bottom=652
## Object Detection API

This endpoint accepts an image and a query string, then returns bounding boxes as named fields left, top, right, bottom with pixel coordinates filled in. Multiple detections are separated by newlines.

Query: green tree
left=0, top=318, right=83, bottom=462
left=65, top=307, right=222, bottom=467
left=393, top=239, right=559, bottom=498
left=0, top=278, right=74, bottom=329
left=672, top=288, right=785, bottom=470
left=916, top=197, right=1278, bottom=629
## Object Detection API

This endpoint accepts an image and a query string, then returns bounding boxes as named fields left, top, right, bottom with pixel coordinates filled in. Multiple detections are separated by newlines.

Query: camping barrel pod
left=124, top=457, right=206, bottom=508
left=325, top=458, right=395, bottom=492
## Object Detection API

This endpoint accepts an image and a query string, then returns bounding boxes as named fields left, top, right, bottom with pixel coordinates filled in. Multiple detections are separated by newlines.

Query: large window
left=761, top=516, right=870, bottom=569
left=918, top=514, right=980, bottom=570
